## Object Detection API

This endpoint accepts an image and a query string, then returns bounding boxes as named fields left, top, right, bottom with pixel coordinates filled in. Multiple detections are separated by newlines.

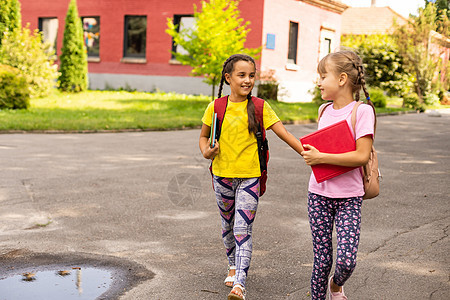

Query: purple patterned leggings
left=213, top=175, right=260, bottom=288
left=308, top=192, right=362, bottom=300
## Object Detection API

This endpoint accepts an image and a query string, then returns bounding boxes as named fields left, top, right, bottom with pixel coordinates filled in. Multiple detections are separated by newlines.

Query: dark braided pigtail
left=217, top=77, right=225, bottom=99
left=218, top=54, right=258, bottom=135
left=218, top=55, right=235, bottom=99
left=246, top=92, right=259, bottom=135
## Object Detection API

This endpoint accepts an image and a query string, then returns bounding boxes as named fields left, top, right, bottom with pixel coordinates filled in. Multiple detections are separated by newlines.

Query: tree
left=166, top=0, right=260, bottom=99
left=341, top=34, right=413, bottom=97
left=0, top=0, right=21, bottom=44
left=58, top=0, right=88, bottom=92
left=424, top=0, right=450, bottom=35
left=394, top=3, right=444, bottom=105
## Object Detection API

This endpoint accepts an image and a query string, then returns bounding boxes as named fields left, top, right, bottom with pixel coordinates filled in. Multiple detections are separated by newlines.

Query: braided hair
left=217, top=54, right=259, bottom=135
left=317, top=50, right=377, bottom=129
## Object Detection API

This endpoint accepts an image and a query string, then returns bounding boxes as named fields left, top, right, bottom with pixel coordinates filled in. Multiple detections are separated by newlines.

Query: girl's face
left=317, top=66, right=340, bottom=101
left=225, top=60, right=256, bottom=100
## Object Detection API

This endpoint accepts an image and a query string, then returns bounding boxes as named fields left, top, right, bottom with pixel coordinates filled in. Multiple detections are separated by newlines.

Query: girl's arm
left=199, top=123, right=219, bottom=159
left=268, top=121, right=304, bottom=155
left=302, top=135, right=373, bottom=167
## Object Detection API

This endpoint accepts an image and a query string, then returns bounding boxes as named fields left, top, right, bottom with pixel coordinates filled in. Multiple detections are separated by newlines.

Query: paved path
left=0, top=111, right=449, bottom=299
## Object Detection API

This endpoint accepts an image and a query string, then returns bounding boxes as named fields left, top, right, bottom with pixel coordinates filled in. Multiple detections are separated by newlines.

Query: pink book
left=300, top=120, right=357, bottom=183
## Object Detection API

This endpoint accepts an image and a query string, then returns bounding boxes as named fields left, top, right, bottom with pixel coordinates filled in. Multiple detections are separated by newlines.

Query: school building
left=19, top=0, right=348, bottom=102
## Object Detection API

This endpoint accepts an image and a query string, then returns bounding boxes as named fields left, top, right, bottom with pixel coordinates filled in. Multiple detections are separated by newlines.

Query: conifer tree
left=58, top=0, right=88, bottom=92
left=0, top=0, right=21, bottom=45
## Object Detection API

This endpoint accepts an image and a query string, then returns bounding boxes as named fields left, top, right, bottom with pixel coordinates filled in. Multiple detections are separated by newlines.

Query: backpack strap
left=350, top=101, right=376, bottom=139
left=351, top=101, right=377, bottom=138
left=251, top=96, right=265, bottom=139
left=214, top=96, right=228, bottom=141
left=318, top=102, right=333, bottom=122
left=251, top=97, right=269, bottom=196
left=350, top=101, right=362, bottom=137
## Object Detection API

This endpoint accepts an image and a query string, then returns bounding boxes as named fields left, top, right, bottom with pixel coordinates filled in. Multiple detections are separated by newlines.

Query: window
left=38, top=17, right=58, bottom=54
left=82, top=16, right=100, bottom=57
left=287, top=21, right=299, bottom=64
left=170, top=15, right=194, bottom=58
left=319, top=28, right=335, bottom=60
left=123, top=15, right=147, bottom=59
left=324, top=38, right=331, bottom=54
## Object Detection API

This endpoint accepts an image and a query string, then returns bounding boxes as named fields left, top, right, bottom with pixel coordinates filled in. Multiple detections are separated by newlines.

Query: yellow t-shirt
left=201, top=97, right=280, bottom=178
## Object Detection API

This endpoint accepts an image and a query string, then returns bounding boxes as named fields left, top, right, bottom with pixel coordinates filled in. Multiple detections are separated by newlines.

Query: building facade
left=20, top=0, right=347, bottom=102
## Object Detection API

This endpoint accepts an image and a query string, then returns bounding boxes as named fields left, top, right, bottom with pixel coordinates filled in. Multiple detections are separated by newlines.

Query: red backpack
left=211, top=96, right=269, bottom=196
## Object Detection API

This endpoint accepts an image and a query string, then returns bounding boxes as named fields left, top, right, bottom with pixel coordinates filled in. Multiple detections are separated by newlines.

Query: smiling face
left=317, top=66, right=341, bottom=101
left=225, top=60, right=256, bottom=101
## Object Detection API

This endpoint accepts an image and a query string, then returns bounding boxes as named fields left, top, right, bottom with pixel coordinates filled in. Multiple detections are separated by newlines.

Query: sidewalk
left=0, top=112, right=449, bottom=299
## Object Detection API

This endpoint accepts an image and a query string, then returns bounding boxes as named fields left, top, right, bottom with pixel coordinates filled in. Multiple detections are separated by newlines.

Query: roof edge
left=300, top=0, right=348, bottom=14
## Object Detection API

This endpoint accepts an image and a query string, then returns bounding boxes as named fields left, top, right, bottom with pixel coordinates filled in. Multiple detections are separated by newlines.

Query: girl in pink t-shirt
left=301, top=50, right=376, bottom=300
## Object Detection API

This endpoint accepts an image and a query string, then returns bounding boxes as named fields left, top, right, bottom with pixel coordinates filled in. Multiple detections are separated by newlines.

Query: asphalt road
left=0, top=110, right=449, bottom=299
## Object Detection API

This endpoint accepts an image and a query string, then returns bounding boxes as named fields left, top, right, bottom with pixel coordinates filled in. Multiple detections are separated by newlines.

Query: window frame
left=170, top=14, right=194, bottom=60
left=287, top=21, right=299, bottom=65
left=123, top=15, right=147, bottom=60
left=81, top=16, right=100, bottom=59
left=38, top=17, right=59, bottom=55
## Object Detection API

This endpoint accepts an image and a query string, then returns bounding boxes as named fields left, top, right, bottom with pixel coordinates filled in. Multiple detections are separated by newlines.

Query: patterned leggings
left=213, top=175, right=260, bottom=288
left=308, top=192, right=363, bottom=300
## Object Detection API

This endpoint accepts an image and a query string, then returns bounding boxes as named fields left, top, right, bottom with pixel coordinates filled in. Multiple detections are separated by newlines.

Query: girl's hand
left=202, top=140, right=219, bottom=159
left=301, top=144, right=323, bottom=166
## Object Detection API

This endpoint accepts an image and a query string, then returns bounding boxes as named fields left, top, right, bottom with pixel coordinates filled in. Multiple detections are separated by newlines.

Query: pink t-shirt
left=308, top=101, right=375, bottom=198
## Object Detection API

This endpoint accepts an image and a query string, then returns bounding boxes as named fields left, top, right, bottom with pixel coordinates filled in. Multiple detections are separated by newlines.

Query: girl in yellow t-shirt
left=199, top=54, right=304, bottom=300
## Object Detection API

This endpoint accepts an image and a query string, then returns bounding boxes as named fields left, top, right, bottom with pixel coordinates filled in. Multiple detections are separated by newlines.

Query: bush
left=423, top=92, right=440, bottom=106
left=403, top=93, right=426, bottom=112
left=367, top=88, right=387, bottom=108
left=0, top=64, right=30, bottom=109
left=0, top=26, right=59, bottom=98
left=258, top=69, right=278, bottom=100
left=341, top=34, right=412, bottom=97
left=257, top=83, right=278, bottom=100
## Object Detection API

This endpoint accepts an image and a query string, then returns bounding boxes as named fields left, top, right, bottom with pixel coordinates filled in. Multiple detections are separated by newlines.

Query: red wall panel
left=19, top=0, right=264, bottom=76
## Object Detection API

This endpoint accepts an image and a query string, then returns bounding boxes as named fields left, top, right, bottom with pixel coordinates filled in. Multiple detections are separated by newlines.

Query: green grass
left=0, top=90, right=420, bottom=132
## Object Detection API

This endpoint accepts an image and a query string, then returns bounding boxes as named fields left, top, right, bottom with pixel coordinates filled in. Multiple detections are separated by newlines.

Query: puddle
left=0, top=267, right=112, bottom=299
left=0, top=250, right=155, bottom=299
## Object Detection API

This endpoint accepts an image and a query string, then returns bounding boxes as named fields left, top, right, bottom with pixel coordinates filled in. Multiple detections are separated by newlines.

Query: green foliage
left=59, top=0, right=88, bottom=92
left=425, top=0, right=450, bottom=33
left=257, top=69, right=278, bottom=100
left=166, top=0, right=260, bottom=99
left=394, top=3, right=443, bottom=103
left=0, top=64, right=30, bottom=109
left=403, top=93, right=425, bottom=111
left=0, top=26, right=59, bottom=98
left=367, top=88, right=387, bottom=108
left=341, top=35, right=413, bottom=97
left=0, top=0, right=21, bottom=44
left=257, top=83, right=278, bottom=100
left=423, top=91, right=440, bottom=106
